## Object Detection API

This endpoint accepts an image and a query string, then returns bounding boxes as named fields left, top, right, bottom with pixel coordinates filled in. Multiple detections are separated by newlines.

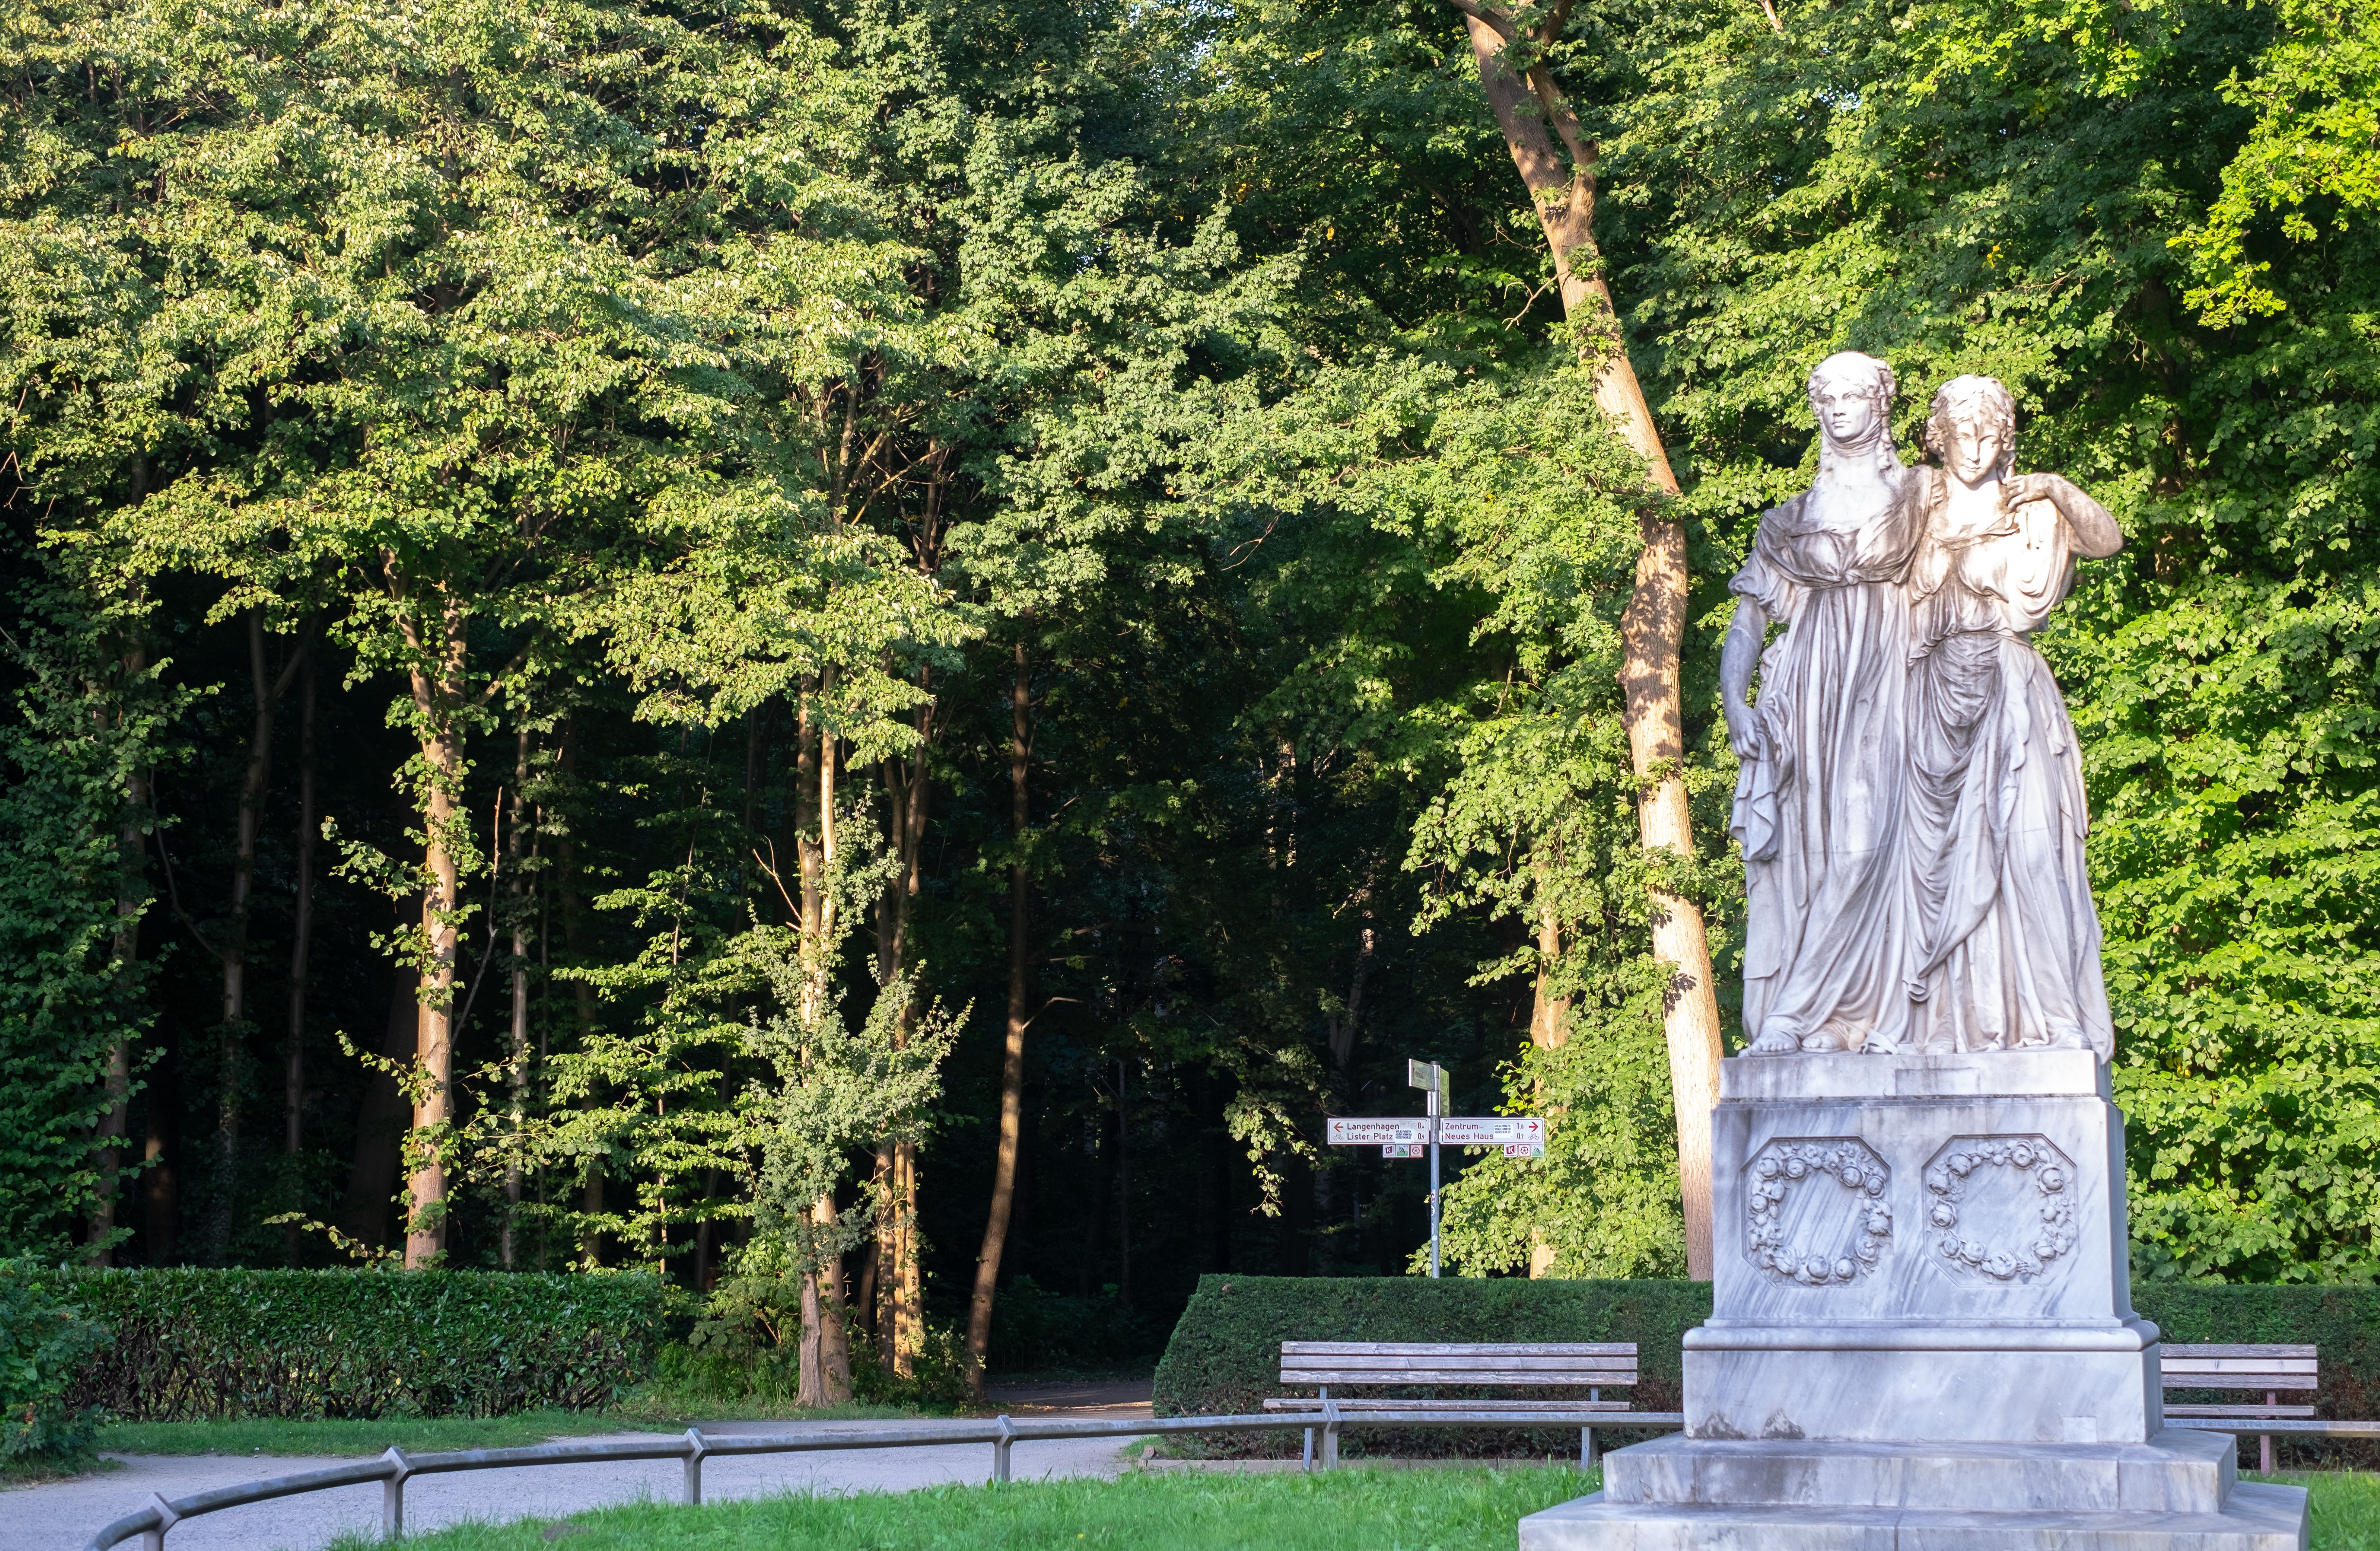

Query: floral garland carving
left=1923, top=1135, right=2078, bottom=1283
left=1745, top=1138, right=1892, bottom=1285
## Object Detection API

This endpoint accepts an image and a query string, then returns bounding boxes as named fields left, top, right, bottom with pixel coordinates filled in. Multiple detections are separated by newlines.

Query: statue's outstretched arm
left=1721, top=595, right=1769, bottom=759
left=2010, top=472, right=2122, bottom=559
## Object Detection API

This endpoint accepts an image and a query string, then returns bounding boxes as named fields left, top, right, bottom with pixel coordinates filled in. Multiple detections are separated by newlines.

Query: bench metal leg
left=1303, top=1429, right=1314, bottom=1471
left=2260, top=1392, right=2275, bottom=1474
left=1582, top=1427, right=1598, bottom=1470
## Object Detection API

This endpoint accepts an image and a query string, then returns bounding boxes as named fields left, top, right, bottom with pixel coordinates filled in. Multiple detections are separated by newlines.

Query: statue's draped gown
left=1730, top=481, right=1921, bottom=1051
left=1901, top=473, right=2114, bottom=1054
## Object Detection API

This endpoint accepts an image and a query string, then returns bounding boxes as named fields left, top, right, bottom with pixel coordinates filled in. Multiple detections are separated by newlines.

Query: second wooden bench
left=1263, top=1341, right=1683, bottom=1468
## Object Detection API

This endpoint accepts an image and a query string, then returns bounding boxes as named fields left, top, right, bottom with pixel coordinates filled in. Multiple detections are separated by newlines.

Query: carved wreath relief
left=1922, top=1134, right=2079, bottom=1285
left=1744, top=1137, right=1893, bottom=1285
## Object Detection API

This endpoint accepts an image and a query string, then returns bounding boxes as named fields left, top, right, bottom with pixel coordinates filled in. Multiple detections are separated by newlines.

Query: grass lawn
left=326, top=1467, right=2380, bottom=1551
left=336, top=1466, right=1595, bottom=1551
left=2265, top=1471, right=2380, bottom=1550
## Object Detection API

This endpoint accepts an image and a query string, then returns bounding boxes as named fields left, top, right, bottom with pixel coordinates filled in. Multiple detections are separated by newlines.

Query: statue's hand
left=2002, top=471, right=2059, bottom=508
left=1725, top=702, right=1761, bottom=760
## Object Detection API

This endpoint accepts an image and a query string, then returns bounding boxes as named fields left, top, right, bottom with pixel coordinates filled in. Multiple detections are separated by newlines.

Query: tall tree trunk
left=870, top=1143, right=895, bottom=1367
left=88, top=641, right=150, bottom=1264
left=800, top=1191, right=853, bottom=1406
left=965, top=642, right=1031, bottom=1395
left=503, top=722, right=533, bottom=1269
left=870, top=669, right=937, bottom=1381
left=892, top=1139, right=921, bottom=1376
left=557, top=720, right=605, bottom=1268
left=1455, top=6, right=1722, bottom=1277
left=210, top=610, right=307, bottom=1263
left=403, top=601, right=468, bottom=1269
left=283, top=646, right=318, bottom=1264
left=791, top=673, right=856, bottom=1397
left=1528, top=871, right=1572, bottom=1054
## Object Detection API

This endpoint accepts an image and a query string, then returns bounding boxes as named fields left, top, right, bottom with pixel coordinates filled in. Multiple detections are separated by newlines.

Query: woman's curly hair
left=1923, top=374, right=2017, bottom=470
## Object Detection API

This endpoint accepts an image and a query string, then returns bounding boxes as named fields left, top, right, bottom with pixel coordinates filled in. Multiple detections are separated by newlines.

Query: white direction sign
left=1439, top=1115, right=1546, bottom=1157
left=1325, top=1117, right=1430, bottom=1147
left=1324, top=1115, right=1546, bottom=1156
left=1407, top=1059, right=1448, bottom=1093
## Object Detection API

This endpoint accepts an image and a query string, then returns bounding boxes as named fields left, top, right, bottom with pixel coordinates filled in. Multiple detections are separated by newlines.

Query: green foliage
left=660, top=1260, right=971, bottom=1411
left=0, top=554, right=173, bottom=1255
left=1153, top=1274, right=1709, bottom=1455
left=0, top=1258, right=112, bottom=1466
left=331, top=1466, right=1605, bottom=1551
left=1, top=0, right=2377, bottom=1322
left=1583, top=0, right=2380, bottom=1280
left=2171, top=0, right=2380, bottom=326
left=52, top=1267, right=661, bottom=1420
left=1433, top=1032, right=1686, bottom=1280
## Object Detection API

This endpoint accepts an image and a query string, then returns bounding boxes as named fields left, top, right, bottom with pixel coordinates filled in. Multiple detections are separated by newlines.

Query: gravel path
left=9, top=1417, right=1144, bottom=1551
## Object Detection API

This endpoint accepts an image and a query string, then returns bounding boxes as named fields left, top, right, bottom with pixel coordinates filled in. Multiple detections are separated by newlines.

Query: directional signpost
left=1409, top=1060, right=1446, bottom=1277
left=1321, top=1060, right=1543, bottom=1279
left=1437, top=1115, right=1547, bottom=1157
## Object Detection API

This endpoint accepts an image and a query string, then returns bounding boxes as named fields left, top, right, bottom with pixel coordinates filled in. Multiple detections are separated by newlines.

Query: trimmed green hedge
left=1155, top=1277, right=2380, bottom=1463
left=51, top=1268, right=663, bottom=1421
left=1152, top=1276, right=1712, bottom=1458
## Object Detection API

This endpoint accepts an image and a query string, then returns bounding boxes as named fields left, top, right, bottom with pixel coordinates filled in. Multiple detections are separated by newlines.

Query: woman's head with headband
left=1807, top=351, right=1901, bottom=476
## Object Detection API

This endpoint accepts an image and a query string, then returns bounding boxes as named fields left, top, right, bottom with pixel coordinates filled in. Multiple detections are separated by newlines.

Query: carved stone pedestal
left=1519, top=1052, right=2308, bottom=1551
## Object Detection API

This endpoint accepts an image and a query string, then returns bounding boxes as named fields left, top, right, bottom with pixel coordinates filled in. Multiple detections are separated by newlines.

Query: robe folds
left=1901, top=471, right=2114, bottom=1055
left=1730, top=480, right=1922, bottom=1053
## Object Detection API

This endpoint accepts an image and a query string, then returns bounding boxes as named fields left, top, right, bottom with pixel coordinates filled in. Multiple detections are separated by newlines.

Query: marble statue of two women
left=1721, top=353, right=2123, bottom=1060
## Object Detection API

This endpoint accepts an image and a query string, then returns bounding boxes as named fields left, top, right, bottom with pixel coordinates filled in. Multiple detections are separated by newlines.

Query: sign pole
left=1426, top=1085, right=1441, bottom=1278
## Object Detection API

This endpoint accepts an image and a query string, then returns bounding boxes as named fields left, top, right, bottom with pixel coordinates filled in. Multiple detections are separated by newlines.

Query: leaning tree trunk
left=1454, top=6, right=1723, bottom=1278
left=965, top=642, right=1032, bottom=1394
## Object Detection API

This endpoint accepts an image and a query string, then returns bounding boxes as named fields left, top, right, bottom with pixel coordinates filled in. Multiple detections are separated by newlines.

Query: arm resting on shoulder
left=1720, top=595, right=1768, bottom=759
left=2013, top=472, right=2122, bottom=558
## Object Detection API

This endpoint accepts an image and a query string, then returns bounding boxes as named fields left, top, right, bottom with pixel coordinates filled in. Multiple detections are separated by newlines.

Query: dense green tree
left=3, top=0, right=2376, bottom=1329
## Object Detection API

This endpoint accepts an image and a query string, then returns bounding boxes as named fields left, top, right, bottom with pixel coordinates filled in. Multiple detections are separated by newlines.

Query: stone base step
left=1605, top=1431, right=2237, bottom=1515
left=1519, top=1482, right=2309, bottom=1551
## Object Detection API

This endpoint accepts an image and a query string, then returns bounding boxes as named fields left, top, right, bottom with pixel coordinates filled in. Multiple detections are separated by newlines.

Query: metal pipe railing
left=85, top=1407, right=1673, bottom=1549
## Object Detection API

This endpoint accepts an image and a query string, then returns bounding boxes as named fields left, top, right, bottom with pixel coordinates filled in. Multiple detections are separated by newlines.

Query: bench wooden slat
left=1262, top=1398, right=1637, bottom=1412
left=1282, top=1354, right=1637, bottom=1374
left=2162, top=1377, right=2320, bottom=1392
left=1285, top=1379, right=1637, bottom=1389
left=1281, top=1342, right=1636, bottom=1357
left=2165, top=1404, right=2318, bottom=1418
left=2160, top=1358, right=2318, bottom=1374
left=2163, top=1345, right=2317, bottom=1359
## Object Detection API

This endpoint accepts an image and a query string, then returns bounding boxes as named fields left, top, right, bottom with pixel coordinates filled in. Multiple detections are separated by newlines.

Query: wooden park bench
left=2161, top=1344, right=2318, bottom=1473
left=1263, top=1341, right=1683, bottom=1469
